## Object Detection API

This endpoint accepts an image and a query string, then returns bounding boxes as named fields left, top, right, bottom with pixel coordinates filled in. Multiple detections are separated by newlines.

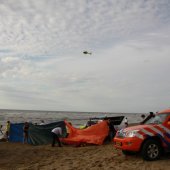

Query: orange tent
left=61, top=120, right=109, bottom=145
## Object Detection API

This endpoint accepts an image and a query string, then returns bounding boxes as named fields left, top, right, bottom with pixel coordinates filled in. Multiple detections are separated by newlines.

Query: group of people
left=0, top=112, right=155, bottom=147
left=0, top=121, right=29, bottom=143
left=0, top=120, right=62, bottom=147
left=43, top=112, right=155, bottom=147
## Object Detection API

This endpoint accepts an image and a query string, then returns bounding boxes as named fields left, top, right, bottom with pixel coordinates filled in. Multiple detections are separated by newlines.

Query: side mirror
left=165, top=116, right=170, bottom=124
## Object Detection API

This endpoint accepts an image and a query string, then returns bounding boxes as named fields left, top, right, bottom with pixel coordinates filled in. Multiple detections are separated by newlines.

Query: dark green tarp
left=10, top=121, right=67, bottom=145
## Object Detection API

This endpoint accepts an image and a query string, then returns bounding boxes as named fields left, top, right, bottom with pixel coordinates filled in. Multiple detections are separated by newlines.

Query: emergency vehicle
left=114, top=109, right=170, bottom=161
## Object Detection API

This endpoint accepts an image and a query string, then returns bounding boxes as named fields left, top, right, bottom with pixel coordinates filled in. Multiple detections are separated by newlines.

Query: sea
left=0, top=109, right=145, bottom=138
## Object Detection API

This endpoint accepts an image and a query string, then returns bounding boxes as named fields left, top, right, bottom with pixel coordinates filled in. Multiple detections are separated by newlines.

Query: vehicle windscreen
left=144, top=113, right=170, bottom=124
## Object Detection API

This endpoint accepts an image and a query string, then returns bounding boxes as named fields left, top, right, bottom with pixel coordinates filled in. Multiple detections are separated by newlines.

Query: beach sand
left=0, top=142, right=170, bottom=170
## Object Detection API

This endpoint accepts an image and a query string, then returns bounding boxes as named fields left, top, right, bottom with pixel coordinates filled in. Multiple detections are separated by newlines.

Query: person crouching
left=51, top=127, right=62, bottom=147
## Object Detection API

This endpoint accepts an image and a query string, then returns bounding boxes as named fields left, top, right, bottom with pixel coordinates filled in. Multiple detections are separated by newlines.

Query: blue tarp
left=9, top=121, right=66, bottom=145
left=9, top=123, right=25, bottom=143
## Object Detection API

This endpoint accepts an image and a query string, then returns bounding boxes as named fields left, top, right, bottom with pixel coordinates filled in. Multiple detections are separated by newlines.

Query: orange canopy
left=61, top=120, right=109, bottom=145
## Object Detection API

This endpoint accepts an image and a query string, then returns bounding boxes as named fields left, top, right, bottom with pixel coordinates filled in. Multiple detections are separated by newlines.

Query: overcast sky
left=0, top=0, right=170, bottom=113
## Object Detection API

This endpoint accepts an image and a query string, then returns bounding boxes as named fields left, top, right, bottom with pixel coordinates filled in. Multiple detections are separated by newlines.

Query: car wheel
left=141, top=139, right=162, bottom=161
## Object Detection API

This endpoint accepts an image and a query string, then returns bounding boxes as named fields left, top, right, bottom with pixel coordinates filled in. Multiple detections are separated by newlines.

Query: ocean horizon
left=0, top=109, right=145, bottom=126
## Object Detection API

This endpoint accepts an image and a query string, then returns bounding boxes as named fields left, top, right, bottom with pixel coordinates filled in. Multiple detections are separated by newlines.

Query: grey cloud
left=0, top=0, right=170, bottom=112
left=0, top=0, right=170, bottom=55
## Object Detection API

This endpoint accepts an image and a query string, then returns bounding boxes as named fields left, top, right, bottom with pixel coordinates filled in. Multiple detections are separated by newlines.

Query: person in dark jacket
left=23, top=122, right=29, bottom=144
left=0, top=125, right=3, bottom=134
left=107, top=119, right=116, bottom=141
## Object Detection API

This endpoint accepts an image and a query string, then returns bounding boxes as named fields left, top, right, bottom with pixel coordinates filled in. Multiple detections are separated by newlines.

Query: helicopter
left=83, top=51, right=92, bottom=55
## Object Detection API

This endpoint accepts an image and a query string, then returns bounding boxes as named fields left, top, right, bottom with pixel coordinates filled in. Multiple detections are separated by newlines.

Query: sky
left=0, top=0, right=170, bottom=113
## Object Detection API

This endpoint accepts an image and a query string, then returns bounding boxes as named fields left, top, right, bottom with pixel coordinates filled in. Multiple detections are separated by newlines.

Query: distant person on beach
left=39, top=120, right=45, bottom=125
left=66, top=122, right=72, bottom=137
left=141, top=114, right=146, bottom=120
left=140, top=114, right=146, bottom=123
left=23, top=122, right=29, bottom=144
left=0, top=125, right=3, bottom=134
left=86, top=121, right=91, bottom=127
left=51, top=127, right=62, bottom=147
left=124, top=117, right=128, bottom=127
left=5, top=121, right=10, bottom=141
left=140, top=112, right=155, bottom=124
left=107, top=119, right=116, bottom=141
left=125, top=122, right=128, bottom=127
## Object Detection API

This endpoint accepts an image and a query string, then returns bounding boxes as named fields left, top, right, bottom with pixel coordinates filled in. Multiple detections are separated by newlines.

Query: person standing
left=107, top=119, right=116, bottom=141
left=124, top=117, right=128, bottom=127
left=23, top=122, right=29, bottom=144
left=51, top=127, right=62, bottom=147
left=5, top=121, right=10, bottom=141
left=0, top=125, right=3, bottom=134
left=39, top=120, right=45, bottom=125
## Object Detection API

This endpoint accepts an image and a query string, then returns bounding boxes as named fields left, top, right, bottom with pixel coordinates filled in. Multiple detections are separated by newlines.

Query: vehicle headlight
left=124, top=130, right=139, bottom=137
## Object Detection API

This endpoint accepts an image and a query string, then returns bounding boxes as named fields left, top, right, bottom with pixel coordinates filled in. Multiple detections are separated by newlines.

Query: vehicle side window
left=146, top=113, right=170, bottom=124
left=160, top=114, right=170, bottom=123
left=154, top=116, right=162, bottom=124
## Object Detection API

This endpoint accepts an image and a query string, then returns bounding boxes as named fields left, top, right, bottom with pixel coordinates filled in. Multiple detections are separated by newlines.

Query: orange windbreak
left=61, top=120, right=109, bottom=145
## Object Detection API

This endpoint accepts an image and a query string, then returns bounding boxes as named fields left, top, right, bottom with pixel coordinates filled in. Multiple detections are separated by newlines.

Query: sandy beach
left=0, top=142, right=170, bottom=170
